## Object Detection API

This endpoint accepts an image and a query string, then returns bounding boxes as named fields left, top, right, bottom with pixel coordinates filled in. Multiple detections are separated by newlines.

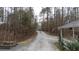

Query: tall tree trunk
left=43, top=14, right=44, bottom=22
left=62, top=7, right=64, bottom=25
left=54, top=7, right=56, bottom=29
left=2, top=7, right=4, bottom=22
left=47, top=8, right=49, bottom=32
left=29, top=7, right=32, bottom=25
left=75, top=8, right=76, bottom=21
left=76, top=7, right=78, bottom=20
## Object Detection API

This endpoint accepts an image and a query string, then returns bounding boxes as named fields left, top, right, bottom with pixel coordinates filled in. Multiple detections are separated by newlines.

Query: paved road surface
left=0, top=31, right=59, bottom=51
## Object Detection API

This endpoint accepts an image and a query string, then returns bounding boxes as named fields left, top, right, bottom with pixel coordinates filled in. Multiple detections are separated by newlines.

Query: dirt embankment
left=0, top=29, right=37, bottom=43
left=17, top=32, right=37, bottom=43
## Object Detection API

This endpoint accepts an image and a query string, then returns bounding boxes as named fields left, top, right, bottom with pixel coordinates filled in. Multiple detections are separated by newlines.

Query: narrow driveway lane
left=27, top=31, right=59, bottom=51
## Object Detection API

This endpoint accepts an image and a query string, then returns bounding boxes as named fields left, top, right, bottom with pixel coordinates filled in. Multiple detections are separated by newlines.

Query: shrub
left=63, top=39, right=79, bottom=51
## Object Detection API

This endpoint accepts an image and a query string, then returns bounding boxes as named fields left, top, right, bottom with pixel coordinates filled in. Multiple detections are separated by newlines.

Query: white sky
left=33, top=7, right=42, bottom=15
left=33, top=7, right=54, bottom=22
left=33, top=7, right=42, bottom=22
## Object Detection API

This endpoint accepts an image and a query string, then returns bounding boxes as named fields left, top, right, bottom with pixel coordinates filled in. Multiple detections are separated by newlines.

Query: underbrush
left=59, top=39, right=79, bottom=51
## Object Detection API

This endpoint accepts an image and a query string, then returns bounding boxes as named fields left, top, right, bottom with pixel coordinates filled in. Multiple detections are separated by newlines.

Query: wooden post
left=72, top=28, right=75, bottom=39
left=59, top=29, right=63, bottom=45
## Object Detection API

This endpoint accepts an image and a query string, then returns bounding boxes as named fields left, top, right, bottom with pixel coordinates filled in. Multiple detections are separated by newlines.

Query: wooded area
left=0, top=7, right=37, bottom=44
left=40, top=7, right=79, bottom=37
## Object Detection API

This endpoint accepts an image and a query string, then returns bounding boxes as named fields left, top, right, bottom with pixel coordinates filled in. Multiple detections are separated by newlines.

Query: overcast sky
left=33, top=7, right=42, bottom=15
left=33, top=7, right=42, bottom=22
left=33, top=7, right=54, bottom=22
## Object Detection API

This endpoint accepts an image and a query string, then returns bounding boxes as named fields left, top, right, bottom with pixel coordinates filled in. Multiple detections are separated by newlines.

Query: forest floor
left=0, top=31, right=60, bottom=51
